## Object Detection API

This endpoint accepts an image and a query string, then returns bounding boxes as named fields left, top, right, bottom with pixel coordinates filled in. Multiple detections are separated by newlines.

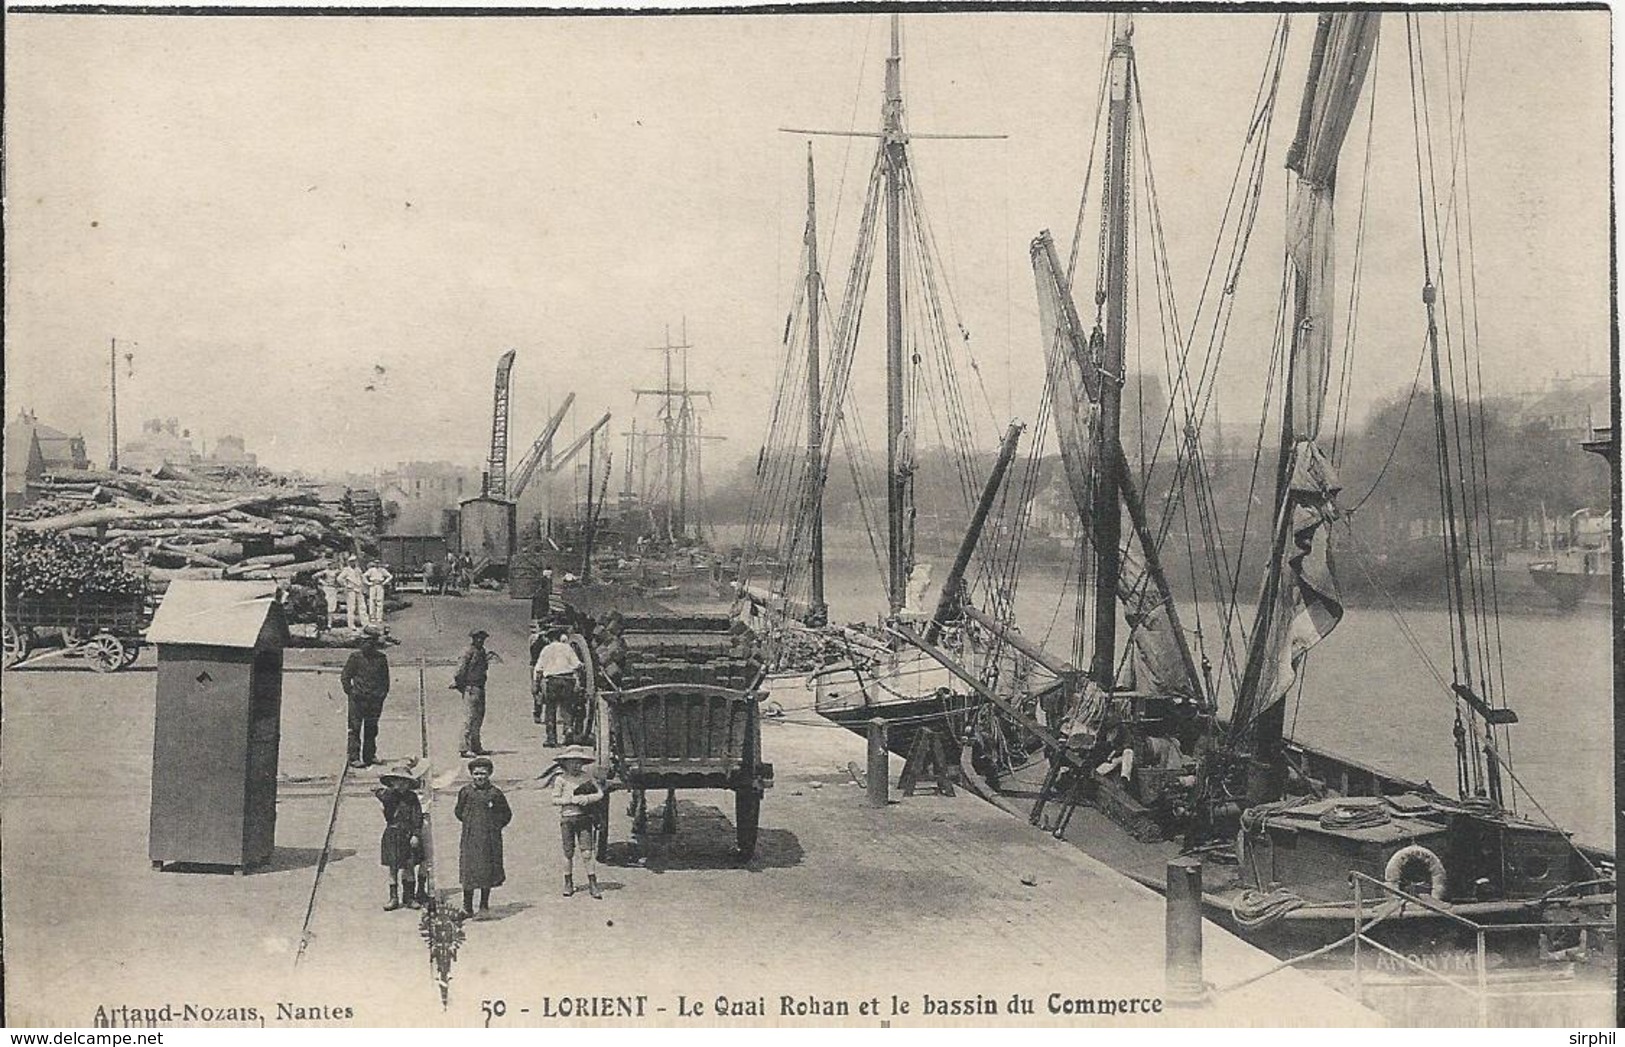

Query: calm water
left=797, top=552, right=1614, bottom=848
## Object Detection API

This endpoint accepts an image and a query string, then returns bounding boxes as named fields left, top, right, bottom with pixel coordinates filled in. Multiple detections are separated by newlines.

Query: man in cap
left=533, top=627, right=584, bottom=747
left=453, top=628, right=494, bottom=758
left=341, top=627, right=391, bottom=768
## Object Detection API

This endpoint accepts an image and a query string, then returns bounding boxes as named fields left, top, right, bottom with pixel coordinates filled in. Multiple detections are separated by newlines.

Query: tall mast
left=677, top=345, right=690, bottom=540
left=883, top=13, right=909, bottom=615
left=582, top=428, right=596, bottom=581
left=778, top=15, right=1003, bottom=616
left=1232, top=13, right=1379, bottom=803
left=1091, top=17, right=1133, bottom=688
left=664, top=329, right=677, bottom=537
left=805, top=144, right=828, bottom=623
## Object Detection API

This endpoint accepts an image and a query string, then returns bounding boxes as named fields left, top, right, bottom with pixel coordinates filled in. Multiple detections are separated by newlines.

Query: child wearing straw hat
left=373, top=765, right=425, bottom=912
left=550, top=745, right=606, bottom=899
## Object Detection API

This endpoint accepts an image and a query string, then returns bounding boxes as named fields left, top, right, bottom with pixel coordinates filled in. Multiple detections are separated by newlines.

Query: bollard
left=1165, top=856, right=1207, bottom=1004
left=866, top=718, right=889, bottom=807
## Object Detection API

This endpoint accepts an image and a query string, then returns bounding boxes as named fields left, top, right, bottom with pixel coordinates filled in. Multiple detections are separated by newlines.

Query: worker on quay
left=440, top=552, right=457, bottom=596
left=337, top=555, right=367, bottom=629
left=362, top=560, right=393, bottom=626
left=530, top=568, right=554, bottom=622
left=534, top=627, right=584, bottom=747
left=315, top=562, right=341, bottom=631
left=452, top=629, right=494, bottom=759
left=551, top=745, right=605, bottom=899
left=342, top=627, right=392, bottom=769
left=594, top=615, right=627, bottom=690
left=454, top=756, right=511, bottom=919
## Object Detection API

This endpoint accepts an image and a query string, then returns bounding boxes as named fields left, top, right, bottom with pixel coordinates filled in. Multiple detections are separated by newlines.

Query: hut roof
left=146, top=580, right=288, bottom=649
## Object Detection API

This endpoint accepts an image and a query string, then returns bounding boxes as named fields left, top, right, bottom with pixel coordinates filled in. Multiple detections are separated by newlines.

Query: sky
left=3, top=7, right=1612, bottom=480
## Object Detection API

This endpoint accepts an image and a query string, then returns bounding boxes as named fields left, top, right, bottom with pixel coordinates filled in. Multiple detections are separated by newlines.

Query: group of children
left=372, top=749, right=606, bottom=917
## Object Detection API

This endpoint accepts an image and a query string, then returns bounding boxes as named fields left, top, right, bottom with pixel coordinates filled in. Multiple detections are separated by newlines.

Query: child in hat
left=550, top=745, right=606, bottom=899
left=374, top=766, right=425, bottom=911
left=454, top=756, right=512, bottom=917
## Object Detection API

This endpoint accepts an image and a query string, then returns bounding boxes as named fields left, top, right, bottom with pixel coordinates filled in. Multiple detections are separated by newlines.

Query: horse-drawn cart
left=3, top=590, right=152, bottom=671
left=591, top=614, right=772, bottom=859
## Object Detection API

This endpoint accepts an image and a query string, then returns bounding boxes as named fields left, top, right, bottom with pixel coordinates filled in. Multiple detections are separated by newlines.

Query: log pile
left=8, top=470, right=380, bottom=597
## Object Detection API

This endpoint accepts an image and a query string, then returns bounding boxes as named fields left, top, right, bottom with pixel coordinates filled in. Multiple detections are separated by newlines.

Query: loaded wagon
left=3, top=590, right=152, bottom=671
left=589, top=614, right=772, bottom=859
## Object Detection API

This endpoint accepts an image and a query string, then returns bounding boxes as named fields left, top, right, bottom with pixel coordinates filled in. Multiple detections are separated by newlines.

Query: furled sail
left=1031, top=230, right=1201, bottom=706
left=1233, top=13, right=1378, bottom=740
left=1031, top=231, right=1101, bottom=535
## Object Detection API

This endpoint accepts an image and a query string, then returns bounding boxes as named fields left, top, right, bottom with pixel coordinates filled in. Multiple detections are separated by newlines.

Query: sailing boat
left=735, top=14, right=1028, bottom=755
left=945, top=12, right=1613, bottom=976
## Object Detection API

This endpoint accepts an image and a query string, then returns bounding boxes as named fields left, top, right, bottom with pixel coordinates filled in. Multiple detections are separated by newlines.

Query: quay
left=2, top=591, right=1378, bottom=1027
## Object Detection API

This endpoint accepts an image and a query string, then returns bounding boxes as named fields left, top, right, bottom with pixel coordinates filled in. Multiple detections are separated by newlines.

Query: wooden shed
left=458, top=495, right=516, bottom=579
left=146, top=580, right=288, bottom=874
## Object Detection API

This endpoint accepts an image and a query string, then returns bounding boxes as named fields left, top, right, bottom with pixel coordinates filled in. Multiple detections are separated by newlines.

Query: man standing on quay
left=342, top=627, right=391, bottom=769
left=534, top=628, right=584, bottom=747
left=363, top=559, right=394, bottom=625
left=454, top=629, right=494, bottom=758
left=338, top=555, right=367, bottom=629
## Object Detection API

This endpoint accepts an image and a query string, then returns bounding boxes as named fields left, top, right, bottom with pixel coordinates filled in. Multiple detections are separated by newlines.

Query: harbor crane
left=508, top=393, right=577, bottom=499
left=485, top=349, right=518, bottom=498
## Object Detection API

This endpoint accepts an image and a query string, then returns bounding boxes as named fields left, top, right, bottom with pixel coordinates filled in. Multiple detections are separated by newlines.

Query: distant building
left=9, top=409, right=91, bottom=474
left=379, top=461, right=477, bottom=535
left=122, top=418, right=200, bottom=473
left=206, top=434, right=258, bottom=468
left=1511, top=374, right=1612, bottom=440
left=4, top=415, right=50, bottom=510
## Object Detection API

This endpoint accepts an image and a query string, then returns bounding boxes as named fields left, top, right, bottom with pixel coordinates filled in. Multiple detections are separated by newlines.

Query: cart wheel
left=121, top=642, right=141, bottom=667
left=3, top=624, right=29, bottom=668
left=89, top=633, right=125, bottom=673
left=734, top=789, right=761, bottom=861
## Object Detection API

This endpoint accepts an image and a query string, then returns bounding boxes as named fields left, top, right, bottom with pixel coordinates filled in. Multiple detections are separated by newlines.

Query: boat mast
left=804, top=144, right=829, bottom=624
left=1232, top=12, right=1379, bottom=804
left=678, top=339, right=690, bottom=540
left=1091, top=16, right=1133, bottom=688
left=926, top=419, right=1024, bottom=644
left=883, top=13, right=910, bottom=616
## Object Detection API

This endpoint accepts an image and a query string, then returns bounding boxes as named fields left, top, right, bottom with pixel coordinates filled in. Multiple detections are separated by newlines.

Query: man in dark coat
left=455, top=756, right=512, bottom=917
left=342, top=628, right=391, bottom=768
left=453, top=629, right=493, bottom=758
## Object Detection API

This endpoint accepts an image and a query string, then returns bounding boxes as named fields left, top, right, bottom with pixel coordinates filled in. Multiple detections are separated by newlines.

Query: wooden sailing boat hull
left=980, top=745, right=1614, bottom=976
left=813, top=652, right=981, bottom=761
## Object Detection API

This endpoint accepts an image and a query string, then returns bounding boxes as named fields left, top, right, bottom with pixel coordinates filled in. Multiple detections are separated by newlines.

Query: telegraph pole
left=108, top=338, right=120, bottom=471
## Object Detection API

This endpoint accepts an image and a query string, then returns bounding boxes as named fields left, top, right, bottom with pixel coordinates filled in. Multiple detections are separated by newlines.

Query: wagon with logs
left=3, top=590, right=153, bottom=671
left=588, top=614, right=773, bottom=861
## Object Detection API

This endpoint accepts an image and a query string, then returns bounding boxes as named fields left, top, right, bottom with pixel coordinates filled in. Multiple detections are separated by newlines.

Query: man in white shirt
left=336, top=556, right=366, bottom=629
left=533, top=629, right=584, bottom=747
left=314, top=564, right=340, bottom=630
left=363, top=561, right=394, bottom=625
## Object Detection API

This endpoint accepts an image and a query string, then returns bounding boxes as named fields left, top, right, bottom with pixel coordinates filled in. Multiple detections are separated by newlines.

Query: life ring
left=1384, top=844, right=1447, bottom=899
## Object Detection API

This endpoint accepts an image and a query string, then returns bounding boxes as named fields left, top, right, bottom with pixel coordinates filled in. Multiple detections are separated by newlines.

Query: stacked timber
left=8, top=471, right=378, bottom=597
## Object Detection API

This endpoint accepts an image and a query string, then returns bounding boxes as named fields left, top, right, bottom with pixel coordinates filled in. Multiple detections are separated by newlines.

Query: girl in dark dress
left=454, top=756, right=512, bottom=917
left=374, top=768, right=425, bottom=911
